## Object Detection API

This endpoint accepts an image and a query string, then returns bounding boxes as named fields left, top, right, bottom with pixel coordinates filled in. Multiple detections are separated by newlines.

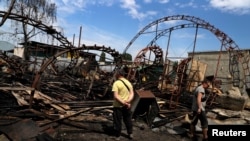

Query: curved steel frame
left=29, top=45, right=121, bottom=106
left=0, top=11, right=124, bottom=107
left=126, top=45, right=163, bottom=81
left=1, top=11, right=250, bottom=107
left=0, top=11, right=72, bottom=48
left=124, top=15, right=250, bottom=89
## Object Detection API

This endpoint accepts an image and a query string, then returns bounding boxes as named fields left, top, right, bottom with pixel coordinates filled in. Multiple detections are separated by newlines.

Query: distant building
left=188, top=49, right=250, bottom=91
left=0, top=41, right=15, bottom=54
left=17, top=41, right=67, bottom=58
left=16, top=41, right=99, bottom=73
left=17, top=41, right=97, bottom=59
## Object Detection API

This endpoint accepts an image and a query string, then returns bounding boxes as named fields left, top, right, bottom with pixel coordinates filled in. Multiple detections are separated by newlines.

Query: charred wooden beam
left=40, top=108, right=93, bottom=127
left=0, top=87, right=35, bottom=91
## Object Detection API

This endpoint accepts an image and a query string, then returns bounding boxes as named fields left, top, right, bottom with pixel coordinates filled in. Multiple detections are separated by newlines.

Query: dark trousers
left=191, top=111, right=208, bottom=129
left=113, top=107, right=133, bottom=137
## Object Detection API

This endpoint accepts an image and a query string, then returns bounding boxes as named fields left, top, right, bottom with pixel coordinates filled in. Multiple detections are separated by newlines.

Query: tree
left=0, top=0, right=16, bottom=26
left=99, top=51, right=106, bottom=62
left=122, top=53, right=132, bottom=61
left=3, top=0, right=57, bottom=60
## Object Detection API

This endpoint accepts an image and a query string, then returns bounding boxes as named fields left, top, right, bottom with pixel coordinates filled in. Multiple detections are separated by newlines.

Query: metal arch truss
left=30, top=44, right=121, bottom=88
left=126, top=45, right=163, bottom=81
left=125, top=14, right=250, bottom=89
left=80, top=44, right=122, bottom=65
left=28, top=44, right=122, bottom=106
left=0, top=10, right=75, bottom=81
left=134, top=45, right=163, bottom=66
left=0, top=11, right=73, bottom=48
left=0, top=10, right=124, bottom=106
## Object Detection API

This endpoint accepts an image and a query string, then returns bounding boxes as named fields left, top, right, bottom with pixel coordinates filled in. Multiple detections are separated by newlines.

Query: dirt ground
left=51, top=119, right=198, bottom=141
left=0, top=104, right=202, bottom=141
left=0, top=120, right=194, bottom=141
left=53, top=125, right=188, bottom=141
left=2, top=108, right=250, bottom=141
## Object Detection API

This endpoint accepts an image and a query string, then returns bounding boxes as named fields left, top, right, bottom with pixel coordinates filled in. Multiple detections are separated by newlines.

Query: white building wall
left=14, top=47, right=24, bottom=59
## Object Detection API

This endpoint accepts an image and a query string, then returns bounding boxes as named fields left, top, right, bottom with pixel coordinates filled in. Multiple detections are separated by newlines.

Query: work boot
left=110, top=136, right=120, bottom=141
left=115, top=136, right=120, bottom=141
left=202, top=138, right=208, bottom=141
left=128, top=134, right=133, bottom=139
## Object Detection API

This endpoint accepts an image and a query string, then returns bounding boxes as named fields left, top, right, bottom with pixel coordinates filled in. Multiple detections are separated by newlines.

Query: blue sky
left=1, top=0, right=250, bottom=60
left=51, top=0, right=250, bottom=59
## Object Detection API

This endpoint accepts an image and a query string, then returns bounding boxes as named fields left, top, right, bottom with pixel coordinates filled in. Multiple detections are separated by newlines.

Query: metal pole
left=78, top=26, right=82, bottom=48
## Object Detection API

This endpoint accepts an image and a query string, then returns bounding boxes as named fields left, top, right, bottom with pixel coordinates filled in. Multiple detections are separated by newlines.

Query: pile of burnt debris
left=0, top=77, right=250, bottom=141
left=0, top=53, right=250, bottom=141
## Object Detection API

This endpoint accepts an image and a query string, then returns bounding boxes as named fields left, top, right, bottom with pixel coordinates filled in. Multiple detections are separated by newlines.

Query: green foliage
left=99, top=51, right=106, bottom=62
left=122, top=53, right=132, bottom=61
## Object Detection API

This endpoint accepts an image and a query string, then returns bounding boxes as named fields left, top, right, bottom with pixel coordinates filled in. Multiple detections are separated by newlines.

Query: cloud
left=144, top=0, right=152, bottom=3
left=54, top=0, right=157, bottom=21
left=175, top=0, right=198, bottom=8
left=143, top=0, right=170, bottom=4
left=120, top=0, right=157, bottom=20
left=158, top=0, right=170, bottom=4
left=78, top=25, right=128, bottom=52
left=54, top=0, right=115, bottom=15
left=209, top=0, right=250, bottom=14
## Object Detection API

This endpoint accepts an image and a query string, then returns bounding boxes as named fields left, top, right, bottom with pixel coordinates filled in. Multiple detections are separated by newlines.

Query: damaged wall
left=188, top=50, right=250, bottom=93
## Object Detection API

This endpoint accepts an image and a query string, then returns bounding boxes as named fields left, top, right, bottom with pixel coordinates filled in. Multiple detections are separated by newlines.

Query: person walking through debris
left=190, top=79, right=210, bottom=141
left=112, top=68, right=134, bottom=140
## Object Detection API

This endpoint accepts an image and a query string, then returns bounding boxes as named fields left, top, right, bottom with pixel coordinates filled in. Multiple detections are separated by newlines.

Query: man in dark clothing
left=190, top=79, right=210, bottom=141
